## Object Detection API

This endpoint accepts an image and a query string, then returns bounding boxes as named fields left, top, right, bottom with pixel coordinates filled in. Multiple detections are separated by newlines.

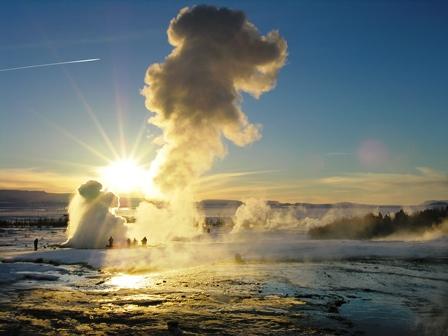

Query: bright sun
left=99, top=159, right=147, bottom=194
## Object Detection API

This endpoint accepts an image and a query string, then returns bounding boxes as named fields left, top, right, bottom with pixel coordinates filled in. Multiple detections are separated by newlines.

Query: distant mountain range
left=0, top=189, right=446, bottom=210
left=0, top=190, right=70, bottom=207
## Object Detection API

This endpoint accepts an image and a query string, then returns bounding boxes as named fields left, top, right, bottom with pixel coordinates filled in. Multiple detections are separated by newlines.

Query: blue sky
left=0, top=0, right=447, bottom=203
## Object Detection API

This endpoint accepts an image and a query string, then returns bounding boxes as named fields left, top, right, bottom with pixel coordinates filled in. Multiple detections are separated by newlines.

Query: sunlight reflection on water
left=108, top=274, right=149, bottom=289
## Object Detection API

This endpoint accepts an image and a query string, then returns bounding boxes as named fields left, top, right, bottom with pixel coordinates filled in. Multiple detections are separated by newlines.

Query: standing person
left=141, top=236, right=147, bottom=247
left=126, top=238, right=131, bottom=248
left=107, top=236, right=114, bottom=248
left=133, top=238, right=138, bottom=247
left=33, top=238, right=38, bottom=251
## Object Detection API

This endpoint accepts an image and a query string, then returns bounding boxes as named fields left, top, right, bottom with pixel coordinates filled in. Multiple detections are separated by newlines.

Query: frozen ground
left=0, top=228, right=447, bottom=335
left=0, top=226, right=66, bottom=253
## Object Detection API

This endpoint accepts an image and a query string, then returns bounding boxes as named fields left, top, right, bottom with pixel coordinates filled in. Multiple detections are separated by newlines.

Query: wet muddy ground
left=0, top=258, right=447, bottom=335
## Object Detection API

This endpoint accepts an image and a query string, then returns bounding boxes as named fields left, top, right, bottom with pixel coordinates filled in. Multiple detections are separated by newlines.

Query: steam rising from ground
left=142, top=5, right=287, bottom=195
left=231, top=200, right=448, bottom=243
left=63, top=181, right=127, bottom=248
left=379, top=220, right=448, bottom=241
left=128, top=194, right=201, bottom=243
left=231, top=199, right=297, bottom=232
left=231, top=199, right=382, bottom=233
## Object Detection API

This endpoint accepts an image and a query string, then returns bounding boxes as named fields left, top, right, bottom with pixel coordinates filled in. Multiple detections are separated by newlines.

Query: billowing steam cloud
left=63, top=181, right=127, bottom=248
left=142, top=5, right=287, bottom=194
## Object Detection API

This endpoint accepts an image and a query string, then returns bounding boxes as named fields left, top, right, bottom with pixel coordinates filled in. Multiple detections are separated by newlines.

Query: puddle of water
left=340, top=295, right=415, bottom=335
left=107, top=274, right=150, bottom=289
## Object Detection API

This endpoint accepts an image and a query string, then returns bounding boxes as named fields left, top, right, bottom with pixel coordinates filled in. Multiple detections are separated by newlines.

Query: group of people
left=107, top=236, right=148, bottom=249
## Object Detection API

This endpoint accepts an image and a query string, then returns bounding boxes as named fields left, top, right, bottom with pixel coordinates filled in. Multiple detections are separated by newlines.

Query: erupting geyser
left=63, top=181, right=127, bottom=249
left=133, top=5, right=287, bottom=242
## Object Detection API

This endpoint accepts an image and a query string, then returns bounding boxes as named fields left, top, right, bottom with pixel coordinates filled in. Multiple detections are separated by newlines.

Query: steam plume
left=142, top=5, right=287, bottom=195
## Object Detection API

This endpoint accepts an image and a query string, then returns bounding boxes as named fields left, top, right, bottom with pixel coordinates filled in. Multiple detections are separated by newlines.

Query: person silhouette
left=108, top=236, right=114, bottom=248
left=141, top=236, right=147, bottom=247
left=133, top=238, right=138, bottom=247
left=126, top=238, right=131, bottom=248
left=33, top=238, right=38, bottom=251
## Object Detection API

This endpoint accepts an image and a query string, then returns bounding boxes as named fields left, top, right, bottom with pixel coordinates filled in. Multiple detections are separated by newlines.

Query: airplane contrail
left=0, top=58, right=101, bottom=73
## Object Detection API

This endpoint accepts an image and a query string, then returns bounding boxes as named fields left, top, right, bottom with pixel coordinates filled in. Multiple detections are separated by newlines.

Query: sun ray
left=26, top=33, right=119, bottom=161
left=129, top=118, right=149, bottom=159
left=38, top=114, right=112, bottom=163
left=32, top=157, right=98, bottom=170
left=133, top=146, right=156, bottom=166
left=61, top=67, right=120, bottom=160
left=113, top=70, right=128, bottom=158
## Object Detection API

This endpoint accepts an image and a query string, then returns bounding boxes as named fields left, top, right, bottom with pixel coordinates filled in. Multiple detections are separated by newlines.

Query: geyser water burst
left=63, top=180, right=127, bottom=248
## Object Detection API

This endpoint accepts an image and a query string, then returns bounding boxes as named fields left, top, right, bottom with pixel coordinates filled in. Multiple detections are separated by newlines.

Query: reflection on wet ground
left=0, top=258, right=447, bottom=335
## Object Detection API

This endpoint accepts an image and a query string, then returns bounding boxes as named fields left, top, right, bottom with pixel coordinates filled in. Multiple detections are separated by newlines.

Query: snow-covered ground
left=0, top=226, right=65, bottom=253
